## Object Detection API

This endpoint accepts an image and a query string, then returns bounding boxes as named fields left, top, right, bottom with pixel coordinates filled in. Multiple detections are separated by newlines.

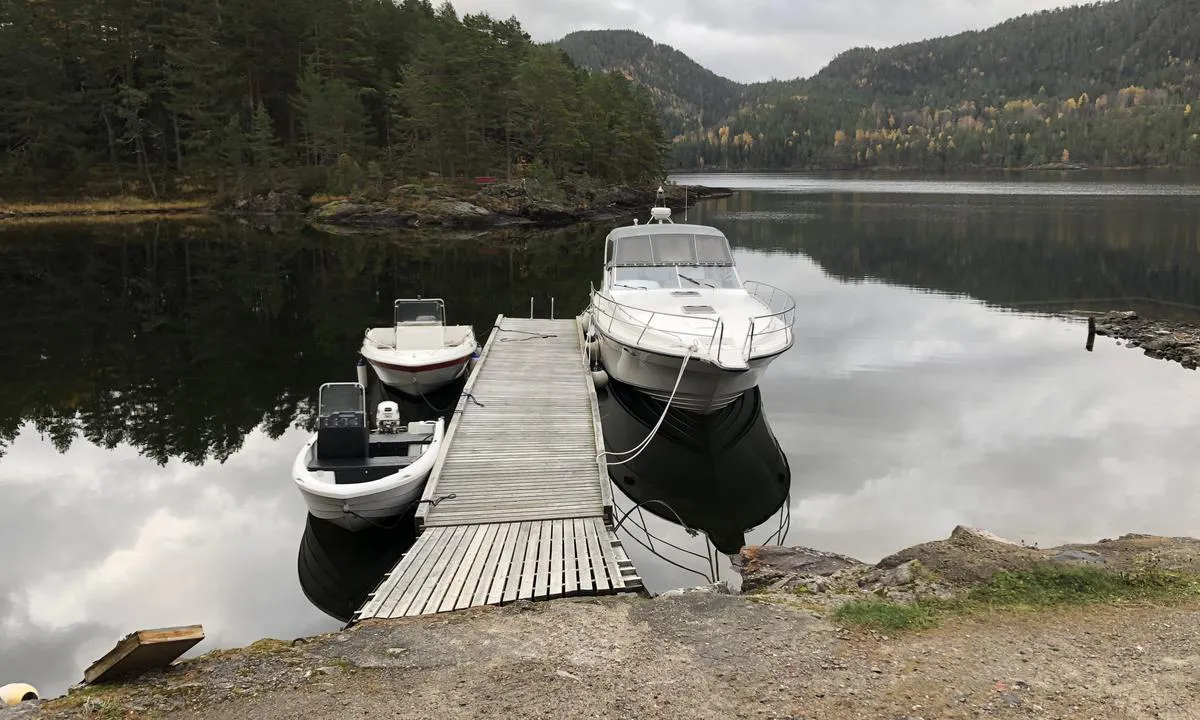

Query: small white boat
left=292, top=382, right=445, bottom=531
left=584, top=195, right=796, bottom=414
left=360, top=298, right=476, bottom=396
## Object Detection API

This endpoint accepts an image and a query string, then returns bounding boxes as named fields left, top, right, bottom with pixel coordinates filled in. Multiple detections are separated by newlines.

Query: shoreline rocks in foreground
left=1072, top=310, right=1200, bottom=370
left=8, top=525, right=1200, bottom=720
left=735, top=524, right=1200, bottom=602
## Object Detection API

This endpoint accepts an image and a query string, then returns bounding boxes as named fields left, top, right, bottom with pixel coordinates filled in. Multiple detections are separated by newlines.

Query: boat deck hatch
left=681, top=305, right=716, bottom=314
left=671, top=290, right=702, bottom=297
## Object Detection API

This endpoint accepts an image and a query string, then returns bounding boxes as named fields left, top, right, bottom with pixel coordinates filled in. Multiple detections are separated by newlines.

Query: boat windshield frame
left=393, top=298, right=446, bottom=326
left=318, top=382, right=365, bottom=418
left=604, top=229, right=741, bottom=291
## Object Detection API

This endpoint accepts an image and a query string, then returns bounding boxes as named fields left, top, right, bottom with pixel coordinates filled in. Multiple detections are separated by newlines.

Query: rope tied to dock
left=494, top=324, right=558, bottom=342
left=417, top=493, right=457, bottom=508
left=597, top=341, right=699, bottom=467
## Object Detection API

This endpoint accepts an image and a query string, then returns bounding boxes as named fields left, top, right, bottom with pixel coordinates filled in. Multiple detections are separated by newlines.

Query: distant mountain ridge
left=553, top=30, right=750, bottom=137
left=553, top=0, right=1200, bottom=170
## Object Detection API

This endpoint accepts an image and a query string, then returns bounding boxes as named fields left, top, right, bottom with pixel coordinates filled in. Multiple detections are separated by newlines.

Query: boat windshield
left=318, top=383, right=365, bottom=417
left=394, top=299, right=445, bottom=325
left=609, top=231, right=734, bottom=267
left=611, top=265, right=741, bottom=290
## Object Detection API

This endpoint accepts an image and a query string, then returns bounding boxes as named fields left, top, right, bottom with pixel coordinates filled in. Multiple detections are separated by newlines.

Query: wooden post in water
left=1086, top=316, right=1096, bottom=352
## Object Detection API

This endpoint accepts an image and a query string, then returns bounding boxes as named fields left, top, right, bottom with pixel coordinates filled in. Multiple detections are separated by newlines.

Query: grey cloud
left=0, top=425, right=339, bottom=698
left=450, top=0, right=1086, bottom=81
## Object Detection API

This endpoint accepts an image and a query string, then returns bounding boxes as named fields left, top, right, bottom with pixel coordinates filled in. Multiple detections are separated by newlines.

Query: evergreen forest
left=556, top=0, right=1200, bottom=171
left=0, top=0, right=666, bottom=199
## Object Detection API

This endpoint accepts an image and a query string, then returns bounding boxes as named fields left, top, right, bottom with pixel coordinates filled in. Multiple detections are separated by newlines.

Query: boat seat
left=368, top=431, right=434, bottom=444
left=307, top=454, right=419, bottom=472
left=395, top=324, right=448, bottom=350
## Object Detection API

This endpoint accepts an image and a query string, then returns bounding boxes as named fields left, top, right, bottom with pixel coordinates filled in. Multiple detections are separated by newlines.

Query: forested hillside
left=557, top=0, right=1200, bottom=170
left=0, top=0, right=665, bottom=200
left=554, top=30, right=754, bottom=137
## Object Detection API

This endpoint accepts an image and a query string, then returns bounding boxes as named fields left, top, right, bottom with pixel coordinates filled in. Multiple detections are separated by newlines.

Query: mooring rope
left=596, top=341, right=699, bottom=467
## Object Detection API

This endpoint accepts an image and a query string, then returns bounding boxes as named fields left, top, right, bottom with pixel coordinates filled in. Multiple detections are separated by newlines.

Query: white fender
left=1, top=683, right=39, bottom=706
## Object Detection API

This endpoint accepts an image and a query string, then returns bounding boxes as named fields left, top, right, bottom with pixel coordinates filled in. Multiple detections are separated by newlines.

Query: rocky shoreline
left=7, top=525, right=1200, bottom=719
left=1, top=182, right=732, bottom=232
left=1073, top=310, right=1200, bottom=370
left=300, top=181, right=731, bottom=233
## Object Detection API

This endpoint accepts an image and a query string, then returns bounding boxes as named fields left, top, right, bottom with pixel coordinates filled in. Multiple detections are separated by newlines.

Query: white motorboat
left=584, top=197, right=795, bottom=414
left=360, top=298, right=477, bottom=397
left=292, top=382, right=445, bottom=531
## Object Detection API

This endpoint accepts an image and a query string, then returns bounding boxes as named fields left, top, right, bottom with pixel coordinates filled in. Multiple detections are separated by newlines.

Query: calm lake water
left=4, top=171, right=1200, bottom=696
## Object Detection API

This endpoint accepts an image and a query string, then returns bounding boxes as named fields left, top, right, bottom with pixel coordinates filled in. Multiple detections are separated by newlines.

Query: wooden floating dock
left=355, top=316, right=642, bottom=620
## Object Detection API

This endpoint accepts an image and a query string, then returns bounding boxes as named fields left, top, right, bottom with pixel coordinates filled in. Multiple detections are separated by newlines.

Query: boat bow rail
left=742, top=281, right=797, bottom=359
left=589, top=282, right=796, bottom=366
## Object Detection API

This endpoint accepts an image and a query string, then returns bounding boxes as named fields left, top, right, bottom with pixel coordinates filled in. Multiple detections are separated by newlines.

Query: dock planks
left=354, top=316, right=641, bottom=621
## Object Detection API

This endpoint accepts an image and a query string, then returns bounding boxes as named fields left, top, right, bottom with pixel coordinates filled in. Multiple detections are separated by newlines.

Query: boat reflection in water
left=297, top=510, right=418, bottom=623
left=597, top=377, right=791, bottom=589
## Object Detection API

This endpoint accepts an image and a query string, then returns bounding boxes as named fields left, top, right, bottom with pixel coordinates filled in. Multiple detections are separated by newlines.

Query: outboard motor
left=376, top=400, right=401, bottom=434
left=316, top=382, right=369, bottom=460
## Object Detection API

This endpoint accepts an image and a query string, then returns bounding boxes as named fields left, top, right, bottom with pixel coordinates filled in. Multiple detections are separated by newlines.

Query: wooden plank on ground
left=548, top=519, right=564, bottom=599
left=572, top=518, right=593, bottom=593
left=584, top=517, right=610, bottom=592
left=417, top=525, right=478, bottom=616
left=452, top=523, right=500, bottom=611
left=84, top=626, right=205, bottom=685
left=487, top=521, right=522, bottom=605
left=517, top=521, right=542, bottom=600
left=473, top=522, right=510, bottom=606
left=563, top=518, right=578, bottom=595
left=360, top=530, right=435, bottom=618
left=599, top=522, right=627, bottom=590
left=502, top=522, right=532, bottom=603
left=438, top=523, right=493, bottom=613
left=389, top=525, right=467, bottom=618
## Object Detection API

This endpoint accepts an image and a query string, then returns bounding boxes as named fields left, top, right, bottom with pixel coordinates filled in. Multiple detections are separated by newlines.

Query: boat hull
left=594, top=331, right=780, bottom=414
left=296, top=477, right=424, bottom=532
left=291, top=420, right=444, bottom=531
left=364, top=354, right=471, bottom=397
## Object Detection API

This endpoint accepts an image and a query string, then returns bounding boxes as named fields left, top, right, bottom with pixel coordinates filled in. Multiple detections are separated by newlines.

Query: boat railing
left=742, top=282, right=796, bottom=361
left=590, top=287, right=726, bottom=355
left=591, top=282, right=796, bottom=363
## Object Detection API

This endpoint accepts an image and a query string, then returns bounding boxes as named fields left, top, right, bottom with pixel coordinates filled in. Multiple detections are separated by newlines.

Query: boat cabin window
left=394, top=299, right=445, bottom=325
left=318, top=383, right=365, bottom=417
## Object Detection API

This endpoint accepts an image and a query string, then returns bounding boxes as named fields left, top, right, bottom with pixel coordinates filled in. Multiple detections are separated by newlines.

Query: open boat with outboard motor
left=583, top=191, right=796, bottom=414
left=292, top=382, right=445, bottom=531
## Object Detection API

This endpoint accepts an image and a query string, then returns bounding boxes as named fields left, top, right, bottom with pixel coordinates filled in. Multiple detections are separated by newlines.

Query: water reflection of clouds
left=732, top=249, right=1200, bottom=563
left=0, top=426, right=340, bottom=697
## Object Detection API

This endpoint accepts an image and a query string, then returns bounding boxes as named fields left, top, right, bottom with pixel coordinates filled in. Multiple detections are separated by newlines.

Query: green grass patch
left=833, top=598, right=939, bottom=631
left=832, top=563, right=1200, bottom=633
left=969, top=563, right=1200, bottom=608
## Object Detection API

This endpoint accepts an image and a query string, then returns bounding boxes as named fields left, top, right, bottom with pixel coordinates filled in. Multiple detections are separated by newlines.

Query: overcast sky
left=448, top=0, right=1085, bottom=83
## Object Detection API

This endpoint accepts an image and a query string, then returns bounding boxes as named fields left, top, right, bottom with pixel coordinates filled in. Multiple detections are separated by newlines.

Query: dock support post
left=1086, top=316, right=1096, bottom=352
left=529, top=297, right=534, bottom=319
left=550, top=297, right=555, bottom=320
